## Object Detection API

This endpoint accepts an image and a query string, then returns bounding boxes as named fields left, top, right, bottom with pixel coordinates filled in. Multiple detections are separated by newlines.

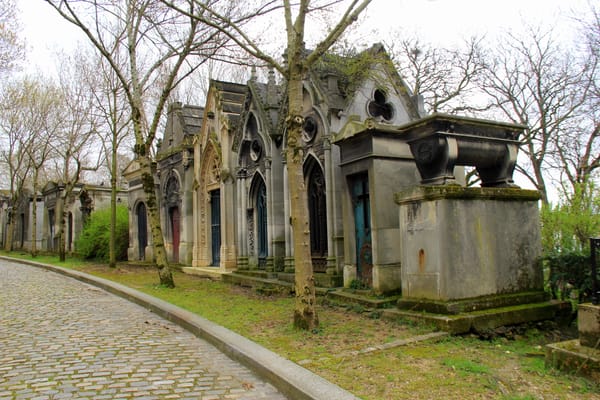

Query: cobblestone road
left=0, top=260, right=287, bottom=400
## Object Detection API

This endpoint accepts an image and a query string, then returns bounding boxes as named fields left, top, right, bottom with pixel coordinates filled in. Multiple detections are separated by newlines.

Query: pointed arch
left=136, top=201, right=148, bottom=260
left=249, top=173, right=268, bottom=268
left=304, top=155, right=328, bottom=272
left=197, top=143, right=222, bottom=267
left=163, top=171, right=181, bottom=263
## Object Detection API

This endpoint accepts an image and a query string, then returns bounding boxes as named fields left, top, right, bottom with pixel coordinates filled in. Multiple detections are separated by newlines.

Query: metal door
left=257, top=180, right=268, bottom=267
left=137, top=203, right=147, bottom=260
left=308, top=166, right=327, bottom=272
left=170, top=207, right=180, bottom=263
left=210, top=190, right=221, bottom=266
left=351, top=174, right=372, bottom=285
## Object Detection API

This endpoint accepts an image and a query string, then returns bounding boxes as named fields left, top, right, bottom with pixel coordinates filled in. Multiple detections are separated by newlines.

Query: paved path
left=0, top=260, right=287, bottom=400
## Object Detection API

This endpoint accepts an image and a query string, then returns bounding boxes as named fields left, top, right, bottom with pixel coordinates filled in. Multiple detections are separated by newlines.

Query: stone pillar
left=323, top=137, right=337, bottom=275
left=265, top=158, right=274, bottom=272
left=236, top=169, right=248, bottom=270
left=395, top=186, right=545, bottom=313
left=579, top=304, right=600, bottom=348
left=283, top=157, right=294, bottom=273
left=220, top=175, right=237, bottom=271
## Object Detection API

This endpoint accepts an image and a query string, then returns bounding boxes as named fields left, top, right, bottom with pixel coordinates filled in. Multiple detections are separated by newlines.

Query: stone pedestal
left=395, top=186, right=544, bottom=313
left=579, top=303, right=600, bottom=348
left=545, top=304, right=600, bottom=380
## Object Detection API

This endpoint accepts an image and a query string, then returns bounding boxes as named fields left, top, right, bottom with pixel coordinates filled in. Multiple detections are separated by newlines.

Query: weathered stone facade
left=125, top=44, right=544, bottom=303
left=0, top=183, right=124, bottom=254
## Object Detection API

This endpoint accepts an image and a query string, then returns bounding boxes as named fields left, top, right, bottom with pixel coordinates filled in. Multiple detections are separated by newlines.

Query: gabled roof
left=244, top=70, right=283, bottom=138
left=310, top=43, right=421, bottom=120
left=210, top=80, right=247, bottom=130
left=179, top=104, right=204, bottom=136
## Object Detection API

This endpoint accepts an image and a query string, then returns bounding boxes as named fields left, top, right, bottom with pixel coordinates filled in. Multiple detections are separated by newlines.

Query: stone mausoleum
left=123, top=44, right=562, bottom=329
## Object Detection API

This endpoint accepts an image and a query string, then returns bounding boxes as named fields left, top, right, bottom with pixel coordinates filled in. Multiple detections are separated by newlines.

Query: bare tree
left=480, top=27, right=588, bottom=204
left=48, top=0, right=231, bottom=287
left=165, top=0, right=373, bottom=330
left=22, top=79, right=63, bottom=257
left=78, top=48, right=133, bottom=268
left=389, top=35, right=488, bottom=115
left=50, top=54, right=102, bottom=261
left=0, top=0, right=24, bottom=74
left=0, top=79, right=33, bottom=251
left=554, top=4, right=600, bottom=195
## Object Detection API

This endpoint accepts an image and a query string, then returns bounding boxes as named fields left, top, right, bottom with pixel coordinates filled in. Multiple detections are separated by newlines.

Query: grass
left=3, top=251, right=600, bottom=400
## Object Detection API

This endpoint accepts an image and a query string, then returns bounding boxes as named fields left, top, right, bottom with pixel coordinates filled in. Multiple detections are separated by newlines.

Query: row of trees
left=1, top=0, right=597, bottom=328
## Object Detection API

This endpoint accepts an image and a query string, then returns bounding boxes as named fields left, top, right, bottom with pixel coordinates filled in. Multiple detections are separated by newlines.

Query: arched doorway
left=136, top=202, right=147, bottom=260
left=210, top=189, right=221, bottom=266
left=67, top=212, right=73, bottom=252
left=165, top=175, right=181, bottom=263
left=351, top=173, right=372, bottom=286
left=250, top=176, right=268, bottom=269
left=305, top=159, right=327, bottom=273
left=169, top=206, right=180, bottom=263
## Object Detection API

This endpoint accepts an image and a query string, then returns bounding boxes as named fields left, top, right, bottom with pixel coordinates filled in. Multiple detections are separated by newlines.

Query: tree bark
left=140, top=155, right=174, bottom=288
left=287, top=73, right=318, bottom=331
left=109, top=136, right=118, bottom=268
left=31, top=178, right=38, bottom=257
left=4, top=212, right=14, bottom=252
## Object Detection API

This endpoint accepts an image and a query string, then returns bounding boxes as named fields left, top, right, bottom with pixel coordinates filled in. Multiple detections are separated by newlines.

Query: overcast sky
left=18, top=0, right=590, bottom=73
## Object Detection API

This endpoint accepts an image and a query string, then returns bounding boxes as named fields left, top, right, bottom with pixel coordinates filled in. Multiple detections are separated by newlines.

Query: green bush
left=541, top=182, right=599, bottom=304
left=75, top=205, right=129, bottom=262
left=545, top=251, right=594, bottom=303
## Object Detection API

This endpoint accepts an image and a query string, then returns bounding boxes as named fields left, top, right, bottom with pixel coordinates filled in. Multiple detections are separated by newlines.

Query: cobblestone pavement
left=0, top=260, right=287, bottom=400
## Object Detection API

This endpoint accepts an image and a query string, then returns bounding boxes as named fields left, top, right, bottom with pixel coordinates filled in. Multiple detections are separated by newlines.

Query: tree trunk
left=109, top=140, right=118, bottom=268
left=287, top=75, right=318, bottom=331
left=4, top=212, right=14, bottom=252
left=140, top=155, right=174, bottom=288
left=31, top=185, right=38, bottom=257
left=56, top=192, right=66, bottom=262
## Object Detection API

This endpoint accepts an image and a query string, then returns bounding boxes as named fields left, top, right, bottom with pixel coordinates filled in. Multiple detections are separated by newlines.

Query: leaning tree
left=47, top=0, right=234, bottom=286
left=164, top=0, right=373, bottom=330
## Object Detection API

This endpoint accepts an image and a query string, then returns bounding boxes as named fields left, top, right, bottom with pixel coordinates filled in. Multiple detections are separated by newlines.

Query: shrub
left=545, top=251, right=595, bottom=303
left=75, top=205, right=129, bottom=262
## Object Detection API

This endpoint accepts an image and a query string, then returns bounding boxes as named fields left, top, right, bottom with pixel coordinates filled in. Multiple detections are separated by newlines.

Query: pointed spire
left=267, top=67, right=277, bottom=107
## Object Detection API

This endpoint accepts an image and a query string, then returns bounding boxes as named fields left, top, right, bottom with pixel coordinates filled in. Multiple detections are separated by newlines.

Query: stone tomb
left=393, top=114, right=547, bottom=313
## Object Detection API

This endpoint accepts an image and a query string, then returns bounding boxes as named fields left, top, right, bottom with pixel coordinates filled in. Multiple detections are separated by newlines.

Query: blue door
left=210, top=190, right=221, bottom=266
left=351, top=174, right=372, bottom=286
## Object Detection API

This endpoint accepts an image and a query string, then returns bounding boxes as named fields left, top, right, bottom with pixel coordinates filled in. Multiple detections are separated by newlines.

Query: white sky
left=14, top=0, right=592, bottom=195
left=18, top=0, right=590, bottom=73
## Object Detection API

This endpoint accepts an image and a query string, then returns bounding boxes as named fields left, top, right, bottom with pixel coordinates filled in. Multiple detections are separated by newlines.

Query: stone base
left=546, top=339, right=600, bottom=381
left=275, top=272, right=343, bottom=288
left=397, top=291, right=549, bottom=315
left=234, top=269, right=277, bottom=280
left=384, top=300, right=571, bottom=334
left=181, top=267, right=231, bottom=280
left=578, top=303, right=600, bottom=348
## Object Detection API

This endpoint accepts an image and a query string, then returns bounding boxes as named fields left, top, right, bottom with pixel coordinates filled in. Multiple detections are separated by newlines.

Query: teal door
left=351, top=174, right=372, bottom=286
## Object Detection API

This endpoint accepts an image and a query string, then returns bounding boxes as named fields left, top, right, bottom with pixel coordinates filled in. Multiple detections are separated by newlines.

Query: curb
left=2, top=257, right=360, bottom=400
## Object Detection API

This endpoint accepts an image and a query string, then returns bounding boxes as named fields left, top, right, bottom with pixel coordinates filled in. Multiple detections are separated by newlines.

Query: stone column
left=579, top=304, right=600, bottom=348
left=236, top=168, right=248, bottom=270
left=220, top=174, right=237, bottom=271
left=283, top=156, right=294, bottom=273
left=265, top=158, right=274, bottom=272
left=323, top=137, right=337, bottom=275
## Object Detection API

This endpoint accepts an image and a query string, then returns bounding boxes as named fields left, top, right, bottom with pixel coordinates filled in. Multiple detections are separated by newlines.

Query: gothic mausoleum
left=122, top=44, right=565, bottom=329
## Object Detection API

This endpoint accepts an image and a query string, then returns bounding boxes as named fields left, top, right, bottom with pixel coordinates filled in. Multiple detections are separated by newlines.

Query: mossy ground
left=4, top=252, right=600, bottom=400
